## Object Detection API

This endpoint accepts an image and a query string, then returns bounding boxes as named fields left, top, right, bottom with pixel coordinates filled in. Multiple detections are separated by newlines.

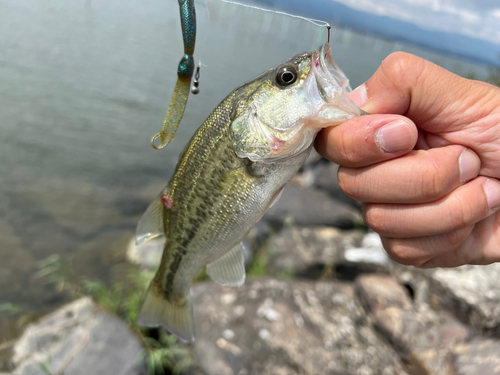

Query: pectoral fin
left=206, top=242, right=246, bottom=287
left=268, top=187, right=284, bottom=210
left=136, top=195, right=164, bottom=245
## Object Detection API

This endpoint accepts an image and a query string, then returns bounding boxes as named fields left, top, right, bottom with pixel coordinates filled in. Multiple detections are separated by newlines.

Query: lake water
left=0, top=0, right=491, bottom=341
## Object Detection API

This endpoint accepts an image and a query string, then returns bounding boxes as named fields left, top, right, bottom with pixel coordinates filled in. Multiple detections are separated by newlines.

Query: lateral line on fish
left=220, top=0, right=331, bottom=29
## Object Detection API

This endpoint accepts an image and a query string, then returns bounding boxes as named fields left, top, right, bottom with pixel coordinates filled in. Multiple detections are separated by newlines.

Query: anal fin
left=206, top=242, right=246, bottom=287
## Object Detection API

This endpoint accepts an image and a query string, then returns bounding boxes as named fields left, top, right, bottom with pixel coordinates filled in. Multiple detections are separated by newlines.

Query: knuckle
left=441, top=230, right=467, bottom=249
left=337, top=168, right=363, bottom=199
left=382, top=238, right=421, bottom=266
left=380, top=52, right=428, bottom=89
left=449, top=195, right=474, bottom=230
left=337, top=126, right=361, bottom=166
left=381, top=52, right=414, bottom=82
left=420, top=155, right=448, bottom=200
left=363, top=206, right=392, bottom=235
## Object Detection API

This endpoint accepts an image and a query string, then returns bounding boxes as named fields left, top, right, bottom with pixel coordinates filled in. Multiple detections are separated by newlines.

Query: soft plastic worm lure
left=152, top=0, right=197, bottom=150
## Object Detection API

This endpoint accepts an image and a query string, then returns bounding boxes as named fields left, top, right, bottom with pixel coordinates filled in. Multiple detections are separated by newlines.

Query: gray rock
left=431, top=265, right=500, bottom=337
left=390, top=263, right=500, bottom=338
left=342, top=232, right=390, bottom=274
left=263, top=184, right=362, bottom=229
left=266, top=226, right=361, bottom=278
left=11, top=297, right=146, bottom=375
left=245, top=220, right=273, bottom=253
left=453, top=339, right=500, bottom=374
left=266, top=228, right=388, bottom=279
left=190, top=278, right=408, bottom=375
left=126, top=237, right=163, bottom=272
left=313, top=162, right=361, bottom=209
left=356, top=274, right=471, bottom=375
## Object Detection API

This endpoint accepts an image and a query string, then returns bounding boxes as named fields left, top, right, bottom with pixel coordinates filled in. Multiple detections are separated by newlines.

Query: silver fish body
left=135, top=43, right=363, bottom=342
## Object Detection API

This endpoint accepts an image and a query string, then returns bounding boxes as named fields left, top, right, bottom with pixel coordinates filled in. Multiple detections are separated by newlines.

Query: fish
left=136, top=42, right=364, bottom=342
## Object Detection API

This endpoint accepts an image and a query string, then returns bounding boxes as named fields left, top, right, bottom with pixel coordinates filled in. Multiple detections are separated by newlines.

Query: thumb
left=348, top=52, right=499, bottom=134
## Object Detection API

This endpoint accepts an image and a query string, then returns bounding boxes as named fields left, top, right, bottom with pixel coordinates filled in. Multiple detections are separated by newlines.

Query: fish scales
left=157, top=94, right=253, bottom=298
left=136, top=43, right=366, bottom=342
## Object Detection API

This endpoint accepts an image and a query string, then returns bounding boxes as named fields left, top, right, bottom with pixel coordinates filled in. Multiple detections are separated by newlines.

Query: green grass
left=0, top=303, right=23, bottom=316
left=79, top=270, right=191, bottom=375
left=12, top=254, right=191, bottom=375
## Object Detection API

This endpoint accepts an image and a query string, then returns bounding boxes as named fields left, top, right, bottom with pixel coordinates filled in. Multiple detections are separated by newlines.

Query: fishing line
left=202, top=0, right=211, bottom=20
left=220, top=0, right=331, bottom=40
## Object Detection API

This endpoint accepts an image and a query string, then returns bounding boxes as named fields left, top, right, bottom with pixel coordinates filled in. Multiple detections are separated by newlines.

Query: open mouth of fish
left=307, top=42, right=363, bottom=126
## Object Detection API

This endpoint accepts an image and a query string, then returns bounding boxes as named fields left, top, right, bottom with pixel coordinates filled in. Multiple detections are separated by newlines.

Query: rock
left=190, top=278, right=408, bottom=375
left=342, top=232, right=390, bottom=274
left=11, top=297, right=146, bottom=375
left=356, top=274, right=471, bottom=375
left=266, top=228, right=388, bottom=279
left=266, top=226, right=363, bottom=278
left=126, top=236, right=163, bottom=271
left=245, top=220, right=273, bottom=253
left=263, top=184, right=362, bottom=229
left=431, top=265, right=500, bottom=337
left=312, top=162, right=361, bottom=209
left=453, top=339, right=500, bottom=374
left=390, top=263, right=500, bottom=338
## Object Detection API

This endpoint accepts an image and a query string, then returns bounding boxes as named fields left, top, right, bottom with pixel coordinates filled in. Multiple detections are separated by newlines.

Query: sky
left=331, top=0, right=500, bottom=46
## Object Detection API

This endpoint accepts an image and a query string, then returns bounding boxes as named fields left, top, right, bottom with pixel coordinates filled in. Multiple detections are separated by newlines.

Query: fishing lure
left=152, top=0, right=198, bottom=150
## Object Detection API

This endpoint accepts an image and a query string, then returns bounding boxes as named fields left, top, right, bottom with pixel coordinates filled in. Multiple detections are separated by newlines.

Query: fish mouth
left=307, top=43, right=365, bottom=126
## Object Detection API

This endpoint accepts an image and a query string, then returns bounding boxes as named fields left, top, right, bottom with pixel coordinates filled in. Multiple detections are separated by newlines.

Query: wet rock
left=263, top=184, right=362, bottom=229
left=266, top=228, right=388, bottom=279
left=11, top=297, right=146, bottom=375
left=390, top=263, right=500, bottom=338
left=356, top=274, right=470, bottom=375
left=190, top=278, right=408, bottom=375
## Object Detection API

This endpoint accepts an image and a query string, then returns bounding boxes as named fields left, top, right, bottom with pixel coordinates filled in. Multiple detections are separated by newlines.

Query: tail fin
left=137, top=283, right=195, bottom=343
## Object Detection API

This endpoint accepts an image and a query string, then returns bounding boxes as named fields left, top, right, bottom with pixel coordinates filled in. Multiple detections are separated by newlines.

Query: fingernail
left=375, top=119, right=414, bottom=153
left=484, top=179, right=500, bottom=212
left=459, top=148, right=481, bottom=183
left=350, top=84, right=368, bottom=108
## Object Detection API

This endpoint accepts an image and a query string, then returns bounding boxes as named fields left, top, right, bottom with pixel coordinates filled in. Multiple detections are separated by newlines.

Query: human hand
left=315, top=52, right=500, bottom=268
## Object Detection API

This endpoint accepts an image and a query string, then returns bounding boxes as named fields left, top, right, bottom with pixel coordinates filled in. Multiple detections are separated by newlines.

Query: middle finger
left=339, top=145, right=480, bottom=204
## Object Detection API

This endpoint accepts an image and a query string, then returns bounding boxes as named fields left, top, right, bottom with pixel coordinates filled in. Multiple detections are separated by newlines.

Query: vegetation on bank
left=1, top=255, right=191, bottom=375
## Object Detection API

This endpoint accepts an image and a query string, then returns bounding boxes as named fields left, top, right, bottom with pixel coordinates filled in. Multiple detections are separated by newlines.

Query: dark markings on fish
left=164, top=251, right=183, bottom=298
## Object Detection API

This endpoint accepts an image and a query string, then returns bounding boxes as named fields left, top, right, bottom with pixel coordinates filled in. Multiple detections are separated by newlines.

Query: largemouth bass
left=136, top=43, right=364, bottom=342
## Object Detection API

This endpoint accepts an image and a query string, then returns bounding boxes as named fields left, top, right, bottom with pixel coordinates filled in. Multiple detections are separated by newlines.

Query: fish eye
left=276, top=66, right=297, bottom=86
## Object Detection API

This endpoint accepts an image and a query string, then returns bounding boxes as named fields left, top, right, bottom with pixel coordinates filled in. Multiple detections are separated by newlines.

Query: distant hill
left=254, top=0, right=500, bottom=67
